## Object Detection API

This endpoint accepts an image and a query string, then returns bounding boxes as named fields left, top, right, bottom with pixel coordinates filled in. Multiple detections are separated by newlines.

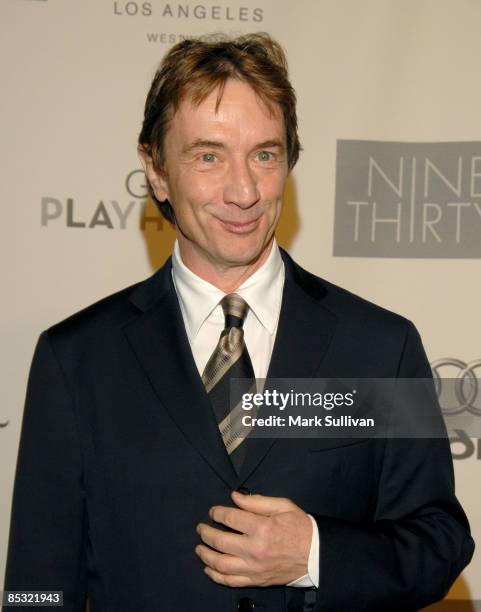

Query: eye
left=201, top=153, right=217, bottom=163
left=256, top=151, right=274, bottom=162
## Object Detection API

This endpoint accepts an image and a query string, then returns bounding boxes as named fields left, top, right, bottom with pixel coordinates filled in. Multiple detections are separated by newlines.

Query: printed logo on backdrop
left=112, top=1, right=264, bottom=45
left=334, top=141, right=481, bottom=258
left=431, top=358, right=481, bottom=460
left=40, top=170, right=163, bottom=230
left=26, top=1, right=263, bottom=19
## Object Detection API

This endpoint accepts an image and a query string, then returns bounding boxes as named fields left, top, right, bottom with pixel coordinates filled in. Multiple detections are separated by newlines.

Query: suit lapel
left=123, top=259, right=238, bottom=490
left=238, top=250, right=338, bottom=484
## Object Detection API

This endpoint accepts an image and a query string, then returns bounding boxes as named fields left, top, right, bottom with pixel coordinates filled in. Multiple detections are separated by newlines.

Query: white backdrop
left=1, top=1, right=480, bottom=607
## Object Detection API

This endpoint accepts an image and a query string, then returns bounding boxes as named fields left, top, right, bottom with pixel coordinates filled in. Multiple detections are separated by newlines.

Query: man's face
left=143, top=79, right=288, bottom=273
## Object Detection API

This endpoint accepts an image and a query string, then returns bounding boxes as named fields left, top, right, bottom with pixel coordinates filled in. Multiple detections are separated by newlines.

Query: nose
left=223, top=159, right=260, bottom=208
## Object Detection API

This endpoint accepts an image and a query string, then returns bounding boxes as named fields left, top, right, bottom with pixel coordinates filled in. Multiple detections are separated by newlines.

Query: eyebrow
left=182, top=139, right=226, bottom=154
left=182, top=138, right=286, bottom=155
left=254, top=139, right=285, bottom=151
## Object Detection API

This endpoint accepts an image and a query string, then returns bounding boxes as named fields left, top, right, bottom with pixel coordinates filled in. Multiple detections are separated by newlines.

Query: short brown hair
left=138, top=32, right=301, bottom=223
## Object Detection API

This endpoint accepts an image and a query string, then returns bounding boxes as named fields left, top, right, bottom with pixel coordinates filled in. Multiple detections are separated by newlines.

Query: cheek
left=260, top=171, right=287, bottom=198
left=171, top=173, right=220, bottom=218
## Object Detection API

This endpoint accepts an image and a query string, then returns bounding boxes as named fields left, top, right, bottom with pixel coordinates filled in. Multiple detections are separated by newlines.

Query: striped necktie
left=202, top=293, right=255, bottom=474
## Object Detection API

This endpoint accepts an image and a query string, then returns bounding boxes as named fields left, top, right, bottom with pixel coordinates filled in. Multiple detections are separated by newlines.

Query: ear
left=137, top=146, right=170, bottom=202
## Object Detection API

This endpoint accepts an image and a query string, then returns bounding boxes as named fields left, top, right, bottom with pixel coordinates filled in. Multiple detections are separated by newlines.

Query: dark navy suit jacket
left=4, top=250, right=474, bottom=611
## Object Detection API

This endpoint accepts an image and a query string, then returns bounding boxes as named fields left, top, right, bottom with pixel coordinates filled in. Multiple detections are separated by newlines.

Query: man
left=4, top=33, right=474, bottom=611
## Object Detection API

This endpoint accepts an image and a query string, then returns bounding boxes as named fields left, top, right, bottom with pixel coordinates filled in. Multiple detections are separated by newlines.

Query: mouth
left=216, top=217, right=261, bottom=234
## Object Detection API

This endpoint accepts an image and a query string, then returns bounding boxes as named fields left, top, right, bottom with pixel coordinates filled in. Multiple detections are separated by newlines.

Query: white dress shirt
left=171, top=238, right=319, bottom=589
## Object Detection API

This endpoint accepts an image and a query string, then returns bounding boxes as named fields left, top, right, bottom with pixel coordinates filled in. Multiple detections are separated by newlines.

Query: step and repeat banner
left=1, top=0, right=480, bottom=608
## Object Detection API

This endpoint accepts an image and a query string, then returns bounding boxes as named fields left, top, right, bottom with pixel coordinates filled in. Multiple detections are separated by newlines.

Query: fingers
left=231, top=490, right=296, bottom=516
left=203, top=566, right=252, bottom=588
left=209, top=505, right=261, bottom=535
left=195, top=543, right=248, bottom=577
left=196, top=522, right=244, bottom=556
left=196, top=493, right=306, bottom=588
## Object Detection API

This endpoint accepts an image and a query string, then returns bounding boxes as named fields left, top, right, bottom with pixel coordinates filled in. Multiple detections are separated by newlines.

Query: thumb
left=231, top=490, right=295, bottom=516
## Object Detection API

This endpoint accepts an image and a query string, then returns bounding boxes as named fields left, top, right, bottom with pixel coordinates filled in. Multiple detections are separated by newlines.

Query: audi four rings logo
left=431, top=359, right=481, bottom=416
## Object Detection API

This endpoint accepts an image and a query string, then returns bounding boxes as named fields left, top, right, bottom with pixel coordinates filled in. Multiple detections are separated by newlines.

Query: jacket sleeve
left=3, top=332, right=88, bottom=612
left=312, top=322, right=475, bottom=611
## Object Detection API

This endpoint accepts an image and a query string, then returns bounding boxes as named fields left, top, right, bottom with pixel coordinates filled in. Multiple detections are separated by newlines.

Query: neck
left=177, top=239, right=274, bottom=293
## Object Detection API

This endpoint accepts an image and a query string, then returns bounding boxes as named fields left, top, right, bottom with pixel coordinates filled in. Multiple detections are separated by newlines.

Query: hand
left=195, top=490, right=312, bottom=587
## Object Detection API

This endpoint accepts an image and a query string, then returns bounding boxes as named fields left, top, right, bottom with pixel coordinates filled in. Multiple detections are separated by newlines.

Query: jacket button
left=237, top=597, right=255, bottom=611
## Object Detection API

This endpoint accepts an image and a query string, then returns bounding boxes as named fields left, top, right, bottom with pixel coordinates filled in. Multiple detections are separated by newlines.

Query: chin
left=215, top=237, right=271, bottom=267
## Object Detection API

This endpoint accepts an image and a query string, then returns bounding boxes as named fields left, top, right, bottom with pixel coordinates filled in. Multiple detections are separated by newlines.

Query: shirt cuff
left=286, top=514, right=319, bottom=588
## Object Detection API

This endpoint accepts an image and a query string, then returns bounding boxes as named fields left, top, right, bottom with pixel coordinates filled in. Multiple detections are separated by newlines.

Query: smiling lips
left=216, top=216, right=262, bottom=234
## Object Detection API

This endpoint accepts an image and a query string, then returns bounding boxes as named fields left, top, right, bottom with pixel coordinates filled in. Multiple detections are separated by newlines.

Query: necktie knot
left=221, top=293, right=249, bottom=330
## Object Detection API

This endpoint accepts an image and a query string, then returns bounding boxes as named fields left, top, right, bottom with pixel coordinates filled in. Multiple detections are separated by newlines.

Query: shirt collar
left=171, top=239, right=284, bottom=342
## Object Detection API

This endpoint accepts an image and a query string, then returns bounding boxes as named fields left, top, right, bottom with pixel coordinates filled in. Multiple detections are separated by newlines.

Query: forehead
left=168, top=79, right=285, bottom=145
